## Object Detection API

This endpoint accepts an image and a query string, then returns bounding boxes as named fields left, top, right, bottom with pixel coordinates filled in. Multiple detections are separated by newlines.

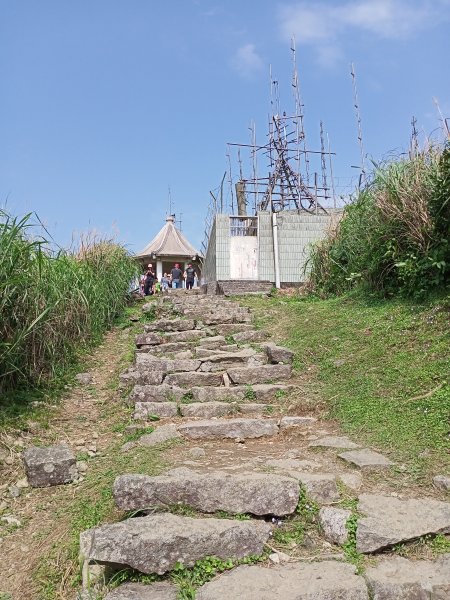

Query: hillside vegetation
left=0, top=209, right=137, bottom=399
left=308, top=143, right=450, bottom=297
left=245, top=291, right=449, bottom=480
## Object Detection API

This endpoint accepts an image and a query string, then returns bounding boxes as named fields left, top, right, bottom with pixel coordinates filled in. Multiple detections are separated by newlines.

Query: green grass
left=35, top=439, right=176, bottom=599
left=0, top=208, right=138, bottom=424
left=242, top=292, right=450, bottom=480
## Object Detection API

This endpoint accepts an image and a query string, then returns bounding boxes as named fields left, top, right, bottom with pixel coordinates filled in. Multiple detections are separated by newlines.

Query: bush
left=307, top=143, right=450, bottom=297
left=0, top=209, right=138, bottom=392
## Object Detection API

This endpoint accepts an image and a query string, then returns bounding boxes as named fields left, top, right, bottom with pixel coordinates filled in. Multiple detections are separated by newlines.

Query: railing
left=230, top=216, right=257, bottom=237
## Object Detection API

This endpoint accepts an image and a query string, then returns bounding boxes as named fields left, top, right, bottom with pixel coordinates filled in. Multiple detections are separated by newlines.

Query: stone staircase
left=79, top=290, right=450, bottom=600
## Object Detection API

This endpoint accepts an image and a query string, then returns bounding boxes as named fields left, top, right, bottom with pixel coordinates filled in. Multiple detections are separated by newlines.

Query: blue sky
left=1, top=0, right=449, bottom=253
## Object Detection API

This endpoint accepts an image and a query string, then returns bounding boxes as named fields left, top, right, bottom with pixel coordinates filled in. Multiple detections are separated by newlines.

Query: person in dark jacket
left=184, top=263, right=197, bottom=290
left=170, top=263, right=183, bottom=289
left=143, top=263, right=156, bottom=295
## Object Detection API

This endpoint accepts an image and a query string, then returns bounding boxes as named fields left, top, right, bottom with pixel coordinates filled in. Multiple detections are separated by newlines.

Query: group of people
left=140, top=262, right=198, bottom=296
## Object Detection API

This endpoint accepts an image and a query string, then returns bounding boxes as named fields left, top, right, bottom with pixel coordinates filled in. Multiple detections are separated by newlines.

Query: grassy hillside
left=0, top=209, right=137, bottom=421
left=308, top=144, right=450, bottom=297
left=244, top=291, right=450, bottom=482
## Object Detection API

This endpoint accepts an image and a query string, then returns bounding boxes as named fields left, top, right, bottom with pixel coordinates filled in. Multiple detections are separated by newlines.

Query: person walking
left=184, top=263, right=197, bottom=290
left=143, top=263, right=156, bottom=296
left=170, top=263, right=183, bottom=289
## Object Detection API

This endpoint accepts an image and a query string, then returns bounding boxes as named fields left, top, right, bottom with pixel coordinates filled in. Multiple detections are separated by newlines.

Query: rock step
left=177, top=417, right=279, bottom=439
left=133, top=401, right=274, bottom=420
left=196, top=562, right=369, bottom=600
left=144, top=318, right=196, bottom=332
left=128, top=383, right=294, bottom=404
left=227, top=364, right=292, bottom=385
left=105, top=582, right=178, bottom=600
left=113, top=471, right=300, bottom=515
left=80, top=513, right=271, bottom=577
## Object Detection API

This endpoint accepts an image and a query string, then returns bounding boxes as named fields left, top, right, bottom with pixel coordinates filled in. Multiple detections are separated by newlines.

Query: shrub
left=307, top=143, right=450, bottom=297
left=0, top=209, right=138, bottom=392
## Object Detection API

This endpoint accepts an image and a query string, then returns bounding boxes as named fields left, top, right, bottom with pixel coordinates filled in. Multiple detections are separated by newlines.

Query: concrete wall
left=203, top=210, right=341, bottom=286
left=202, top=214, right=230, bottom=284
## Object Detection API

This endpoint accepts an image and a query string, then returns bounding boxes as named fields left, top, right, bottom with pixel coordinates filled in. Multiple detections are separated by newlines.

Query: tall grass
left=307, top=143, right=450, bottom=297
left=0, top=209, right=138, bottom=392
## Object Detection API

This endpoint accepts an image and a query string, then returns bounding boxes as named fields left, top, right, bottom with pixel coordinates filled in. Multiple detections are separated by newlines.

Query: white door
left=229, top=237, right=258, bottom=279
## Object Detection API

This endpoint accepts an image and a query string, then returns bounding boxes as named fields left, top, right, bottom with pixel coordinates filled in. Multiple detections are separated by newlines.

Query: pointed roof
left=137, top=215, right=200, bottom=258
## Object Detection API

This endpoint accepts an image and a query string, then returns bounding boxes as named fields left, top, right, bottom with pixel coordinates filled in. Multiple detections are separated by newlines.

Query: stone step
left=164, top=372, right=223, bottom=388
left=119, top=368, right=165, bottom=387
left=134, top=355, right=201, bottom=373
left=79, top=513, right=271, bottom=577
left=233, top=330, right=270, bottom=343
left=355, top=494, right=450, bottom=553
left=262, top=342, right=295, bottom=364
left=227, top=364, right=292, bottom=385
left=338, top=448, right=394, bottom=470
left=191, top=383, right=294, bottom=403
left=212, top=323, right=255, bottom=336
left=133, top=402, right=178, bottom=420
left=177, top=417, right=279, bottom=440
left=136, top=341, right=194, bottom=355
left=135, top=333, right=163, bottom=347
left=128, top=384, right=186, bottom=404
left=113, top=471, right=300, bottom=515
left=365, top=554, right=450, bottom=598
left=163, top=330, right=204, bottom=342
left=196, top=562, right=368, bottom=600
left=197, top=335, right=226, bottom=349
left=144, top=318, right=196, bottom=332
left=179, top=402, right=272, bottom=419
left=105, top=582, right=178, bottom=600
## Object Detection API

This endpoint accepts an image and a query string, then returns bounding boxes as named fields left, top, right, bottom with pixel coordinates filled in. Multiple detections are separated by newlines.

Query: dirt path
left=0, top=326, right=136, bottom=599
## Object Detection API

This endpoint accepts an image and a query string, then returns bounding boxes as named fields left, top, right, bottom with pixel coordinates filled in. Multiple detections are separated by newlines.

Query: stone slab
left=227, top=364, right=292, bottom=385
left=163, top=330, right=203, bottom=342
left=252, top=384, right=294, bottom=401
left=196, top=562, right=369, bottom=600
left=239, top=403, right=272, bottom=414
left=119, top=369, right=165, bottom=387
left=138, top=424, right=181, bottom=447
left=23, top=443, right=77, bottom=487
left=80, top=513, right=271, bottom=575
left=308, top=436, right=360, bottom=449
left=263, top=343, right=295, bottom=364
left=135, top=333, right=162, bottom=347
left=279, top=416, right=317, bottom=429
left=144, top=318, right=196, bottom=332
left=179, top=402, right=240, bottom=419
left=128, top=384, right=186, bottom=404
left=191, top=386, right=246, bottom=403
left=365, top=555, right=450, bottom=599
left=164, top=372, right=223, bottom=388
left=319, top=506, right=351, bottom=545
left=213, top=323, right=254, bottom=336
left=177, top=418, right=279, bottom=440
left=233, top=330, right=270, bottom=343
left=104, top=582, right=178, bottom=600
left=133, top=402, right=178, bottom=420
left=338, top=448, right=394, bottom=470
left=197, top=335, right=227, bottom=349
left=433, top=475, right=450, bottom=492
left=288, top=472, right=340, bottom=504
left=113, top=471, right=300, bottom=515
left=135, top=355, right=201, bottom=373
left=356, top=494, right=450, bottom=553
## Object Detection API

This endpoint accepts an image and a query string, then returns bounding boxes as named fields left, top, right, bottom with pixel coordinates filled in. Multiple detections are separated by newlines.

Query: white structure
left=136, top=215, right=202, bottom=283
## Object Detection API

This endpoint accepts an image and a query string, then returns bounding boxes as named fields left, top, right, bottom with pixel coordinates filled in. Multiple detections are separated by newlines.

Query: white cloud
left=231, top=43, right=264, bottom=78
left=279, top=0, right=448, bottom=67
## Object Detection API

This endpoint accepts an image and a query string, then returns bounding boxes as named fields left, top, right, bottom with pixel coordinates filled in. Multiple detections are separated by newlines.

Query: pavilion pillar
left=156, top=260, right=163, bottom=281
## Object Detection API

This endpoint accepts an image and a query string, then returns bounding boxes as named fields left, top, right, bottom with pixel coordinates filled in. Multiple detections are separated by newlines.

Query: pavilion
left=136, top=215, right=202, bottom=283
